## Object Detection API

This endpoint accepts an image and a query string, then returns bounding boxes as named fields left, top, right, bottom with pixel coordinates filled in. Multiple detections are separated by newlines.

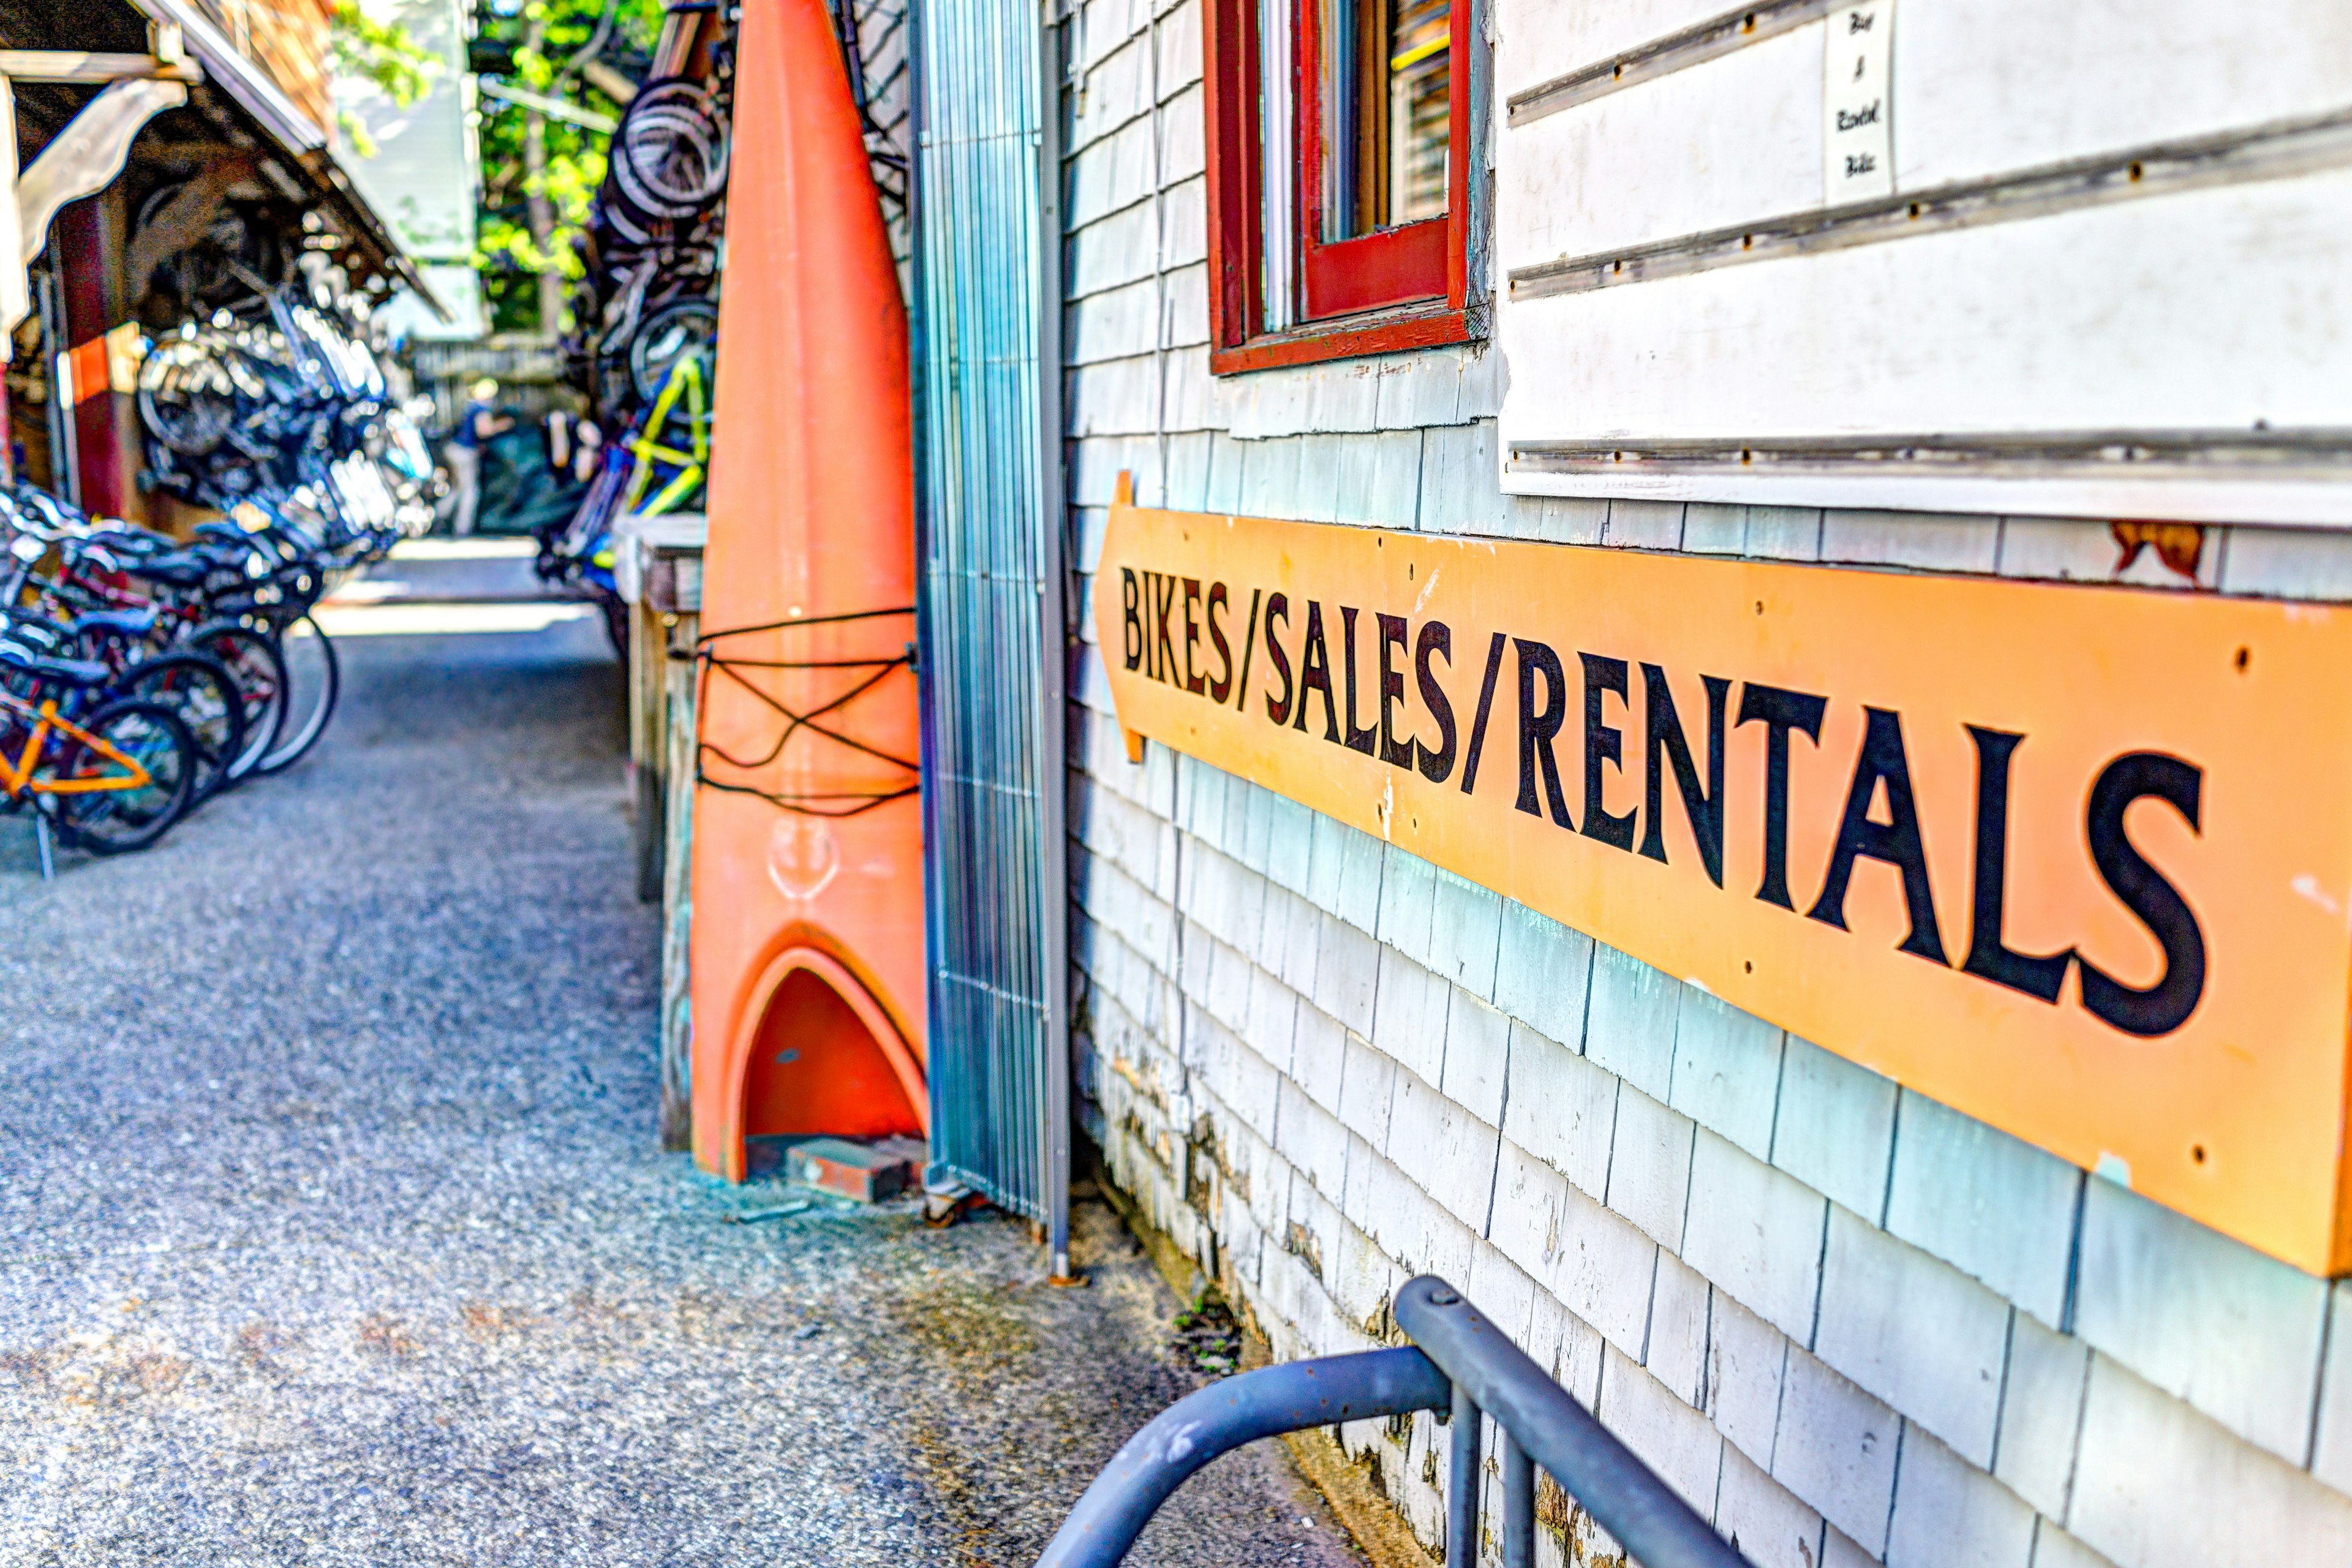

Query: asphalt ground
left=0, top=547, right=1360, bottom=1567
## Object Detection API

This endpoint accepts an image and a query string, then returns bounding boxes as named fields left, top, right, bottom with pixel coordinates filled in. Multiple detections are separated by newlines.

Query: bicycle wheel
left=627, top=297, right=719, bottom=410
left=114, top=650, right=246, bottom=803
left=184, top=620, right=288, bottom=782
left=48, top=699, right=197, bottom=854
left=254, top=614, right=339, bottom=776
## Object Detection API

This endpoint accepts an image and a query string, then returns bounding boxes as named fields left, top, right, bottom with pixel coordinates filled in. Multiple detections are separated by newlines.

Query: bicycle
left=0, top=658, right=197, bottom=873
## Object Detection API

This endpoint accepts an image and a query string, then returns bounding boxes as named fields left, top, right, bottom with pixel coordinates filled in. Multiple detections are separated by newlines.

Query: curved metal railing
left=1038, top=1273, right=1756, bottom=1568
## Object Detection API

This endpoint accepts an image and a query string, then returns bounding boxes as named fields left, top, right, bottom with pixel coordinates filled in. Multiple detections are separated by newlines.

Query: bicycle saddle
left=0, top=641, right=108, bottom=687
left=116, top=553, right=214, bottom=588
left=73, top=606, right=159, bottom=638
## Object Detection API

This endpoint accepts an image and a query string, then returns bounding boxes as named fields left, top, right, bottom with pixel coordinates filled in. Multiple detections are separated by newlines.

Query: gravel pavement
left=0, top=556, right=1363, bottom=1567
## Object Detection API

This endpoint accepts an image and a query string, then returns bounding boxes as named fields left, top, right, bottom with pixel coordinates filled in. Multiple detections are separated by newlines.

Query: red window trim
left=1202, top=0, right=1476, bottom=374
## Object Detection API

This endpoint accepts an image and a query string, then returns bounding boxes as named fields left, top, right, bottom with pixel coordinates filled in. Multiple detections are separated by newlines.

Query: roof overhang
left=119, top=0, right=444, bottom=314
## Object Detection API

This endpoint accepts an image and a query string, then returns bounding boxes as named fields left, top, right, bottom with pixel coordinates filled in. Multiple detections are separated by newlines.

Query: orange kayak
left=688, top=0, right=926, bottom=1182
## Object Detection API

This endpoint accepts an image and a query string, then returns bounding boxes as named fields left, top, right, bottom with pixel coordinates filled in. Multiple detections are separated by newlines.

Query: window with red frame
left=1202, top=0, right=1475, bottom=371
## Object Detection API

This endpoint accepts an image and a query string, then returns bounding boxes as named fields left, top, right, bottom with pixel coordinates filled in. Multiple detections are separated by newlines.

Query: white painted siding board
left=1441, top=989, right=1511, bottom=1129
left=1599, top=1344, right=1727, bottom=1518
left=1716, top=1442, right=1829, bottom=1568
left=1994, top=1306, right=2090, bottom=1522
left=1502, top=1019, right=1618, bottom=1199
left=1153, top=0, right=1201, bottom=97
left=1814, top=1207, right=2009, bottom=1469
left=1065, top=113, right=1157, bottom=228
left=2218, top=526, right=2352, bottom=601
left=1373, top=350, right=1463, bottom=430
left=2072, top=1177, right=2329, bottom=1466
left=1895, top=0, right=2352, bottom=192
left=1160, top=175, right=1207, bottom=266
left=1066, top=277, right=1161, bottom=365
left=1820, top=510, right=2000, bottom=573
left=1683, top=501, right=1747, bottom=555
left=2030, top=1523, right=2119, bottom=1568
left=1669, top=992, right=1784, bottom=1161
left=1492, top=0, right=1743, bottom=101
left=1237, top=435, right=1303, bottom=518
left=2070, top=1353, right=2352, bottom=1568
left=1491, top=1135, right=1570, bottom=1281
left=1498, top=26, right=1820, bottom=272
left=1681, top=1128, right=1827, bottom=1344
left=1069, top=30, right=1152, bottom=153
left=1708, top=1289, right=1792, bottom=1470
left=1161, top=262, right=1210, bottom=347
left=1604, top=497, right=1687, bottom=550
left=1551, top=1175, right=1660, bottom=1357
left=1070, top=434, right=1162, bottom=506
left=1067, top=356, right=1162, bottom=436
left=1067, top=200, right=1161, bottom=297
left=1164, top=431, right=1213, bottom=511
left=1493, top=900, right=1595, bottom=1051
left=1163, top=345, right=1219, bottom=434
left=1420, top=421, right=1509, bottom=535
left=1203, top=431, right=1245, bottom=511
left=1883, top=1425, right=2036, bottom=1568
left=1605, top=1084, right=1695, bottom=1250
left=1290, top=998, right=1346, bottom=1115
left=1648, top=1248, right=1713, bottom=1406
left=1771, top=1035, right=1896, bottom=1224
left=1157, top=83, right=1207, bottom=184
left=1772, top=1346, right=1903, bottom=1555
left=1585, top=944, right=1681, bottom=1103
left=1427, top=870, right=1504, bottom=1000
left=1308, top=361, right=1383, bottom=433
left=1497, top=173, right=2352, bottom=524
left=1882, top=1090, right=2079, bottom=1331
left=1370, top=949, right=1450, bottom=1090
left=1389, top=1066, right=1501, bottom=1233
left=1294, top=433, right=1346, bottom=523
left=1744, top=506, right=1824, bottom=561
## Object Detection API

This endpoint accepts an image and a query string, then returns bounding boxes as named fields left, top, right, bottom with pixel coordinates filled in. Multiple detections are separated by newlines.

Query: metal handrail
left=1036, top=1274, right=1755, bottom=1568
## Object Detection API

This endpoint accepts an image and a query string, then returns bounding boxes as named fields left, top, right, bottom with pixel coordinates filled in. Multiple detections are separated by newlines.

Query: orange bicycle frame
left=0, top=688, right=153, bottom=797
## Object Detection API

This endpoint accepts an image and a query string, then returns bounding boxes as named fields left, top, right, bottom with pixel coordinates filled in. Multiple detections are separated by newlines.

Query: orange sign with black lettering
left=1095, top=492, right=2352, bottom=1273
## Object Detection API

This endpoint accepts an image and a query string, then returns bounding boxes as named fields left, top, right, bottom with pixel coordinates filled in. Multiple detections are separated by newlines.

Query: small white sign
left=1824, top=1, right=1895, bottom=203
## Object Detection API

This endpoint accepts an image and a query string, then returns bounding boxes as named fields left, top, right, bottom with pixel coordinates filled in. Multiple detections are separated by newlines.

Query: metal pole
left=1036, top=0, right=1072, bottom=1281
left=1449, top=1381, right=1482, bottom=1564
left=1395, top=1276, right=1746, bottom=1568
left=1501, top=1427, right=1534, bottom=1568
left=1036, top=1349, right=1450, bottom=1568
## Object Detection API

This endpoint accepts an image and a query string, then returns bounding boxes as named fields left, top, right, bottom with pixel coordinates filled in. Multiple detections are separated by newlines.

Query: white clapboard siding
left=1501, top=0, right=2352, bottom=146
left=1494, top=0, right=1740, bottom=102
left=1499, top=25, right=1820, bottom=271
left=1501, top=1, right=2352, bottom=271
left=1496, top=168, right=2352, bottom=524
left=1896, top=0, right=2352, bottom=189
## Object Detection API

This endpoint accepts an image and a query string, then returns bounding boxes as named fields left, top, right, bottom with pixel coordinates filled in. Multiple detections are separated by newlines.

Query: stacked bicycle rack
left=0, top=278, right=434, bottom=872
left=535, top=1, right=736, bottom=644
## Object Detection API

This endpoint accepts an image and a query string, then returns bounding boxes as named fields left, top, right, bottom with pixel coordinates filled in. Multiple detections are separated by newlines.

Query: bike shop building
left=831, top=0, right=2352, bottom=1564
left=0, top=0, right=424, bottom=521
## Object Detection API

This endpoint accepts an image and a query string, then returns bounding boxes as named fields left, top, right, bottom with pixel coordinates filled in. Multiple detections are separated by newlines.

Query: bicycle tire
left=254, top=614, right=340, bottom=775
left=184, top=620, right=288, bottom=782
left=627, top=297, right=720, bottom=410
left=48, top=699, right=198, bottom=854
left=113, top=650, right=246, bottom=804
left=611, top=82, right=729, bottom=221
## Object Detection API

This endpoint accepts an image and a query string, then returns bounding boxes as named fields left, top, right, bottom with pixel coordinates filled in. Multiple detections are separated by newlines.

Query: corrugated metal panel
left=910, top=0, right=1071, bottom=1268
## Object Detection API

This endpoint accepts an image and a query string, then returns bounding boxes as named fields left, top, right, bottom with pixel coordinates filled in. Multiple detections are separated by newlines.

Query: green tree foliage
left=330, top=1, right=442, bottom=158
left=472, top=0, right=666, bottom=335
